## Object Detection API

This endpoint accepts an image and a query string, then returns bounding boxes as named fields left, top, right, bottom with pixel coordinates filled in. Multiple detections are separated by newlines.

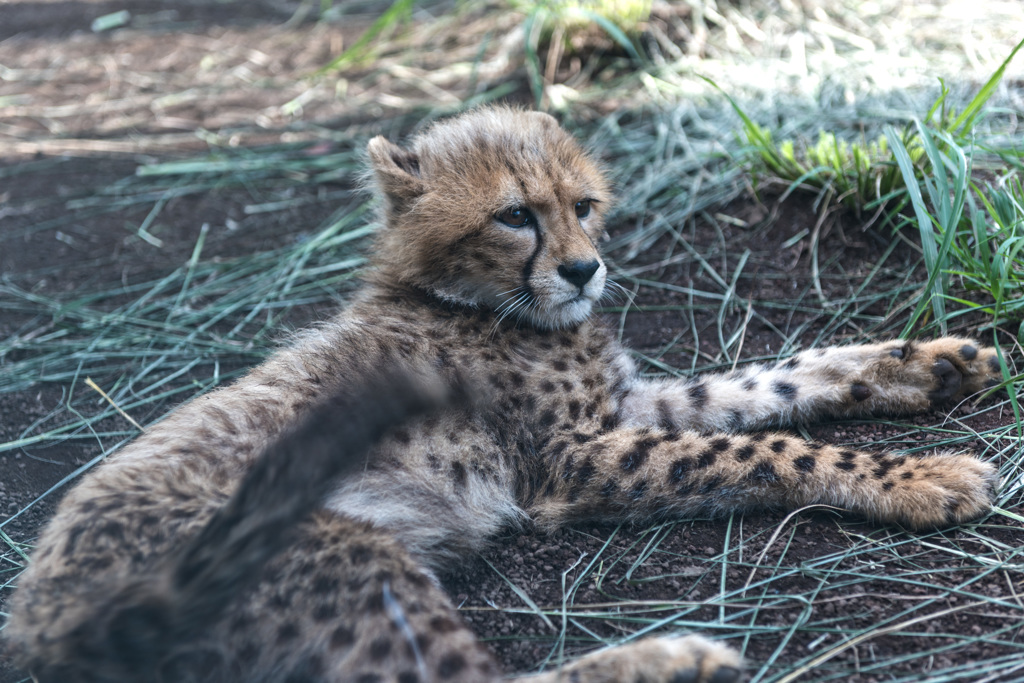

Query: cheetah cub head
left=367, top=107, right=611, bottom=329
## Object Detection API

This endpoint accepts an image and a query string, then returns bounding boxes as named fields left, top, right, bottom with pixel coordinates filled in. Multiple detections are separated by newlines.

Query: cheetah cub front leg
left=623, top=338, right=1004, bottom=434
left=521, top=635, right=741, bottom=683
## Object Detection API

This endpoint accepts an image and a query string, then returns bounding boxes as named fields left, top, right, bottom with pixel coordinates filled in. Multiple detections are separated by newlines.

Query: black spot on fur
left=748, top=461, right=781, bottom=484
left=312, top=603, right=337, bottom=622
left=630, top=480, right=649, bottom=499
left=726, top=409, right=744, bottom=431
left=882, top=481, right=894, bottom=491
left=699, top=476, right=723, bottom=494
left=311, top=575, right=339, bottom=595
left=742, top=377, right=758, bottom=391
left=369, top=637, right=392, bottom=660
left=770, top=439, right=787, bottom=454
left=363, top=592, right=386, bottom=613
left=399, top=672, right=421, bottom=683
left=552, top=360, right=569, bottom=372
left=438, top=652, right=467, bottom=678
left=709, top=436, right=731, bottom=453
left=349, top=545, right=373, bottom=565
left=735, top=444, right=755, bottom=462
left=277, top=622, right=300, bottom=643
left=538, top=409, right=557, bottom=428
left=414, top=633, right=432, bottom=654
left=573, top=431, right=593, bottom=444
left=568, top=399, right=582, bottom=420
left=696, top=449, right=717, bottom=469
left=669, top=458, right=692, bottom=483
left=835, top=460, right=857, bottom=472
left=873, top=459, right=895, bottom=479
left=771, top=381, right=797, bottom=401
left=782, top=357, right=800, bottom=370
left=430, top=616, right=460, bottom=633
left=600, top=480, right=619, bottom=497
left=620, top=435, right=660, bottom=471
left=450, top=461, right=468, bottom=489
left=657, top=399, right=678, bottom=432
left=901, top=471, right=913, bottom=480
left=541, top=380, right=556, bottom=393
left=687, top=382, right=708, bottom=409
left=575, top=457, right=596, bottom=485
left=63, top=524, right=87, bottom=558
left=794, top=455, right=816, bottom=473
left=840, top=450, right=857, bottom=460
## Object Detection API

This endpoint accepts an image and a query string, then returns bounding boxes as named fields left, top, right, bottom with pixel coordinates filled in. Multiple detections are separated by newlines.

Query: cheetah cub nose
left=558, top=259, right=601, bottom=289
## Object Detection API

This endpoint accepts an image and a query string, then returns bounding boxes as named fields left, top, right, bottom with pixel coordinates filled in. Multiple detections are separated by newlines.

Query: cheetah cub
left=7, top=107, right=1002, bottom=683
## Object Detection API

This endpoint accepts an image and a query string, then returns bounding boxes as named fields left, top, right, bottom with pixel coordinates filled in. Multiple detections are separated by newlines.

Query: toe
left=709, top=666, right=742, bottom=683
left=927, top=358, right=962, bottom=404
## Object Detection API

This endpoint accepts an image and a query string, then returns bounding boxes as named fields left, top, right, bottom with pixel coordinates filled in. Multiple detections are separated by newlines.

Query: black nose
left=557, top=259, right=601, bottom=289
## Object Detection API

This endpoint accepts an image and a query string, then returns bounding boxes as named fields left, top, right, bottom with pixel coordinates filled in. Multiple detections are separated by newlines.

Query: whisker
left=496, top=285, right=526, bottom=298
left=490, top=291, right=532, bottom=338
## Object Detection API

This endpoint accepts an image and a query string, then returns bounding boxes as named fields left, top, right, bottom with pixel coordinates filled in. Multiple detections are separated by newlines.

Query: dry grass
left=2, top=0, right=1022, bottom=157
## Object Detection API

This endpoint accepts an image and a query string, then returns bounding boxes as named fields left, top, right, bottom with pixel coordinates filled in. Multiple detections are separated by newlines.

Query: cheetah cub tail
left=58, top=367, right=469, bottom=683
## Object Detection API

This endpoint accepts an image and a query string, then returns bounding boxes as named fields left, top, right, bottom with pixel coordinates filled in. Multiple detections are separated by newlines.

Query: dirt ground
left=2, top=2, right=1023, bottom=683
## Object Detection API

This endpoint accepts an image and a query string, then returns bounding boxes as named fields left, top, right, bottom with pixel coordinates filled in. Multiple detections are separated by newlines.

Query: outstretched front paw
left=913, top=338, right=1003, bottom=405
left=847, top=337, right=1005, bottom=415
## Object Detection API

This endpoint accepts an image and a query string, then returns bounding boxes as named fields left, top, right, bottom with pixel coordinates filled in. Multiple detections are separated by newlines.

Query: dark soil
left=2, top=4, right=1022, bottom=683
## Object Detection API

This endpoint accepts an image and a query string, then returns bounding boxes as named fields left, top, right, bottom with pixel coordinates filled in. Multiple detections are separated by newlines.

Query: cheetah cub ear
left=367, top=135, right=424, bottom=213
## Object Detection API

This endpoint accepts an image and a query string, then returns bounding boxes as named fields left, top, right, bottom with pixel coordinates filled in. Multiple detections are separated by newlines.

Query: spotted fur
left=6, top=107, right=1003, bottom=683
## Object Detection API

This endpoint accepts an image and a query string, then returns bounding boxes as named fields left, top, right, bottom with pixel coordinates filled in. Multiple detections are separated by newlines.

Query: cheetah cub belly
left=6, top=107, right=1002, bottom=683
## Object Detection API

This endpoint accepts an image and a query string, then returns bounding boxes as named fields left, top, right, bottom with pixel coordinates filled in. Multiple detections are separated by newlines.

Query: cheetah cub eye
left=574, top=199, right=592, bottom=218
left=495, top=206, right=534, bottom=228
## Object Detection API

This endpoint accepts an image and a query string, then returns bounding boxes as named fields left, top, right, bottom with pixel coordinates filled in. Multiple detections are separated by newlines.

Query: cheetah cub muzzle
left=6, top=107, right=1003, bottom=683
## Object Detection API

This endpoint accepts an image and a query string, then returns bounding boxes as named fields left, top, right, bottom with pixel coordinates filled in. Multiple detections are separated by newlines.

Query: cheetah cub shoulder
left=7, top=107, right=1001, bottom=683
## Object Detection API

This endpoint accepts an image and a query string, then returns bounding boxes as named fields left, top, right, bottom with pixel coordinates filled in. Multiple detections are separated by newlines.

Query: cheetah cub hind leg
left=54, top=370, right=461, bottom=683
left=520, top=635, right=742, bottom=683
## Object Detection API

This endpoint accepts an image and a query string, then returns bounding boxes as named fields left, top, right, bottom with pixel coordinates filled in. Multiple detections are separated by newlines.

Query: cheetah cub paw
left=849, top=338, right=1004, bottom=415
left=530, top=635, right=742, bottom=683
left=890, top=452, right=1000, bottom=529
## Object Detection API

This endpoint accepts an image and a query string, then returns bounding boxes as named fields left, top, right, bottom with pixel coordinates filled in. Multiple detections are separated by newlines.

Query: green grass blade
left=949, top=37, right=1024, bottom=135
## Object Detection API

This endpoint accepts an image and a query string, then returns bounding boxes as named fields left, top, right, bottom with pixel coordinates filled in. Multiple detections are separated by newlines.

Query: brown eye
left=574, top=200, right=591, bottom=218
left=496, top=206, right=533, bottom=228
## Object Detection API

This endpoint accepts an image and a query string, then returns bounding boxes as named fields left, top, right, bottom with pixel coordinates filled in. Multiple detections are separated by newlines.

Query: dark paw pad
left=960, top=344, right=978, bottom=361
left=850, top=383, right=871, bottom=402
left=709, top=667, right=742, bottom=683
left=670, top=667, right=699, bottom=683
left=889, top=347, right=905, bottom=360
left=988, top=356, right=1001, bottom=374
left=927, top=358, right=962, bottom=403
